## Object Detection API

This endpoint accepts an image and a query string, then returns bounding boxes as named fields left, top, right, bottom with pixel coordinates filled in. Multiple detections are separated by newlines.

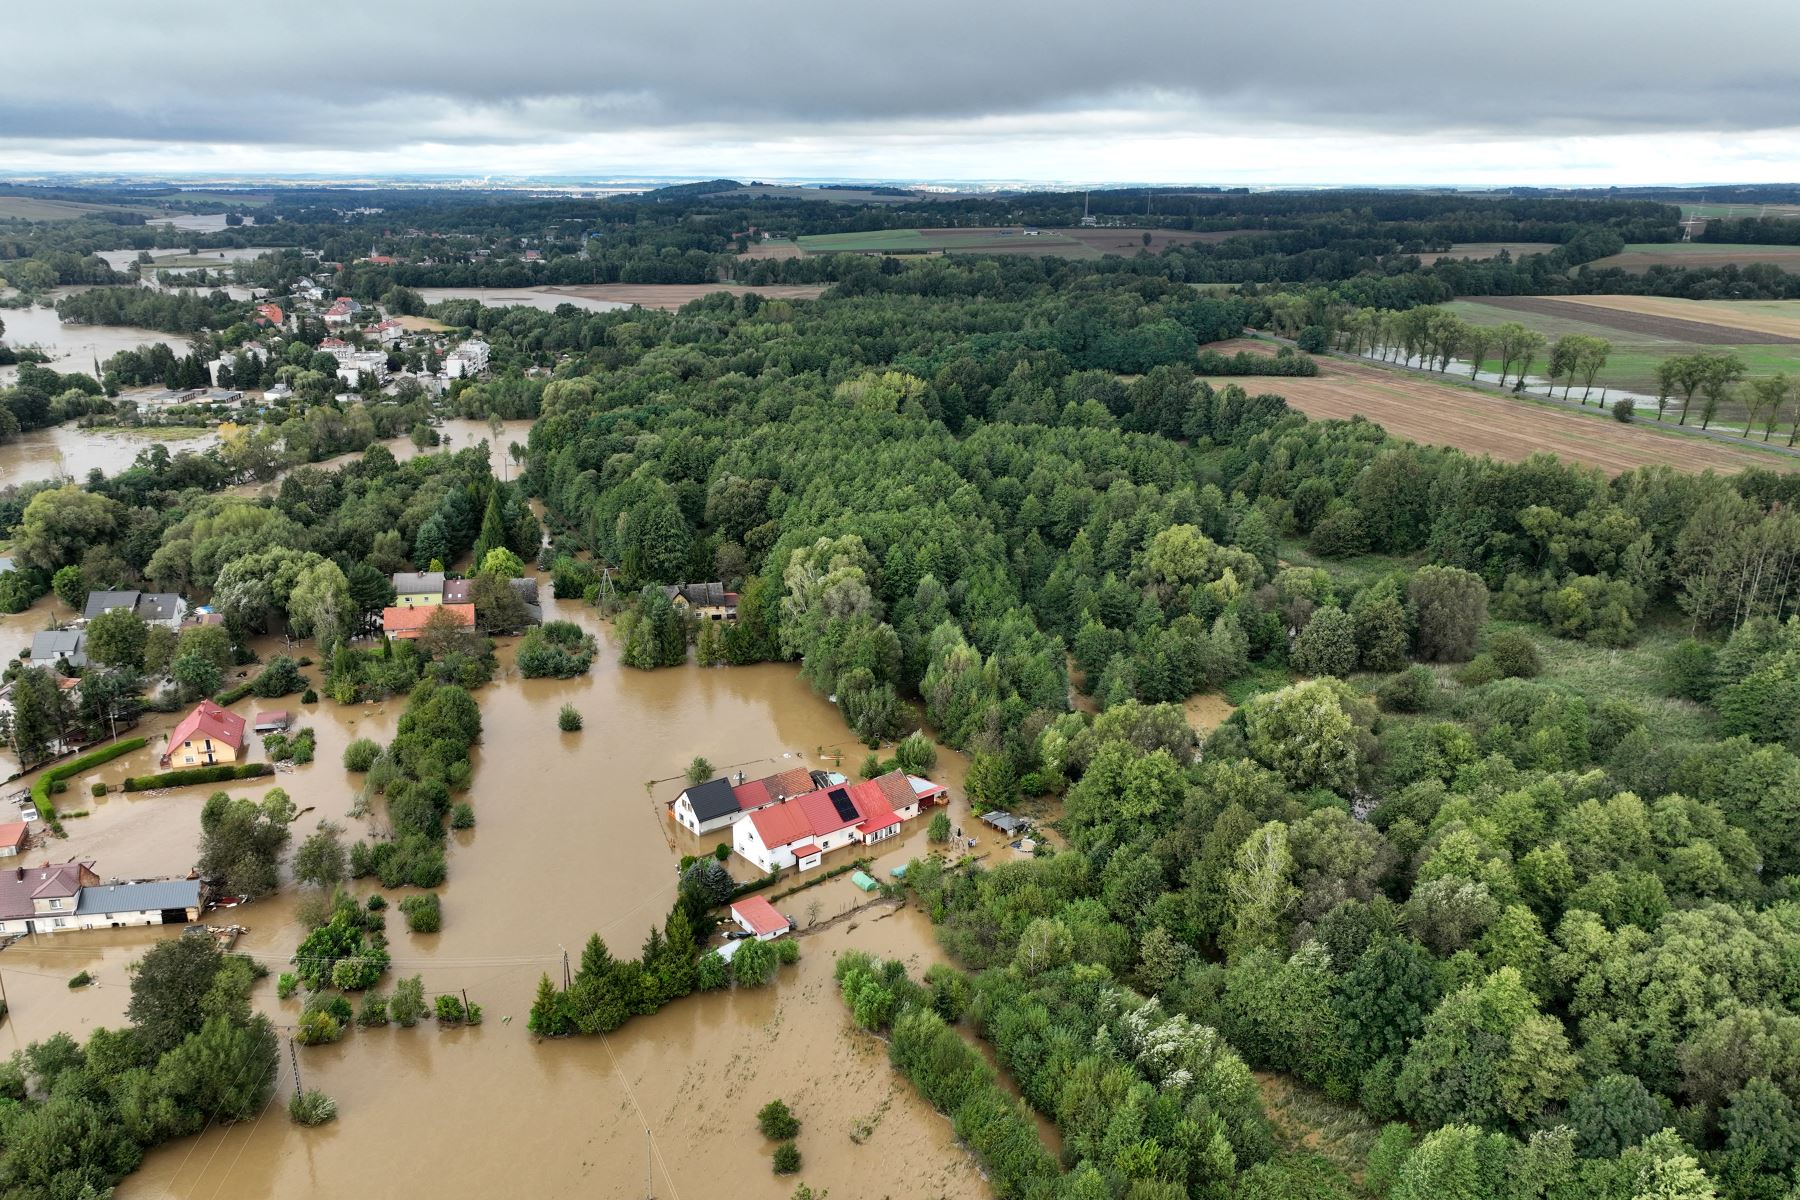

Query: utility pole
left=561, top=946, right=571, bottom=990
left=645, top=1129, right=654, bottom=1199
left=288, top=1036, right=302, bottom=1099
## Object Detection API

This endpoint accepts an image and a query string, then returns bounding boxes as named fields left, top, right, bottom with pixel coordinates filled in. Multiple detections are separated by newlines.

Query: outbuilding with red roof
left=383, top=603, right=475, bottom=640
left=729, top=895, right=791, bottom=941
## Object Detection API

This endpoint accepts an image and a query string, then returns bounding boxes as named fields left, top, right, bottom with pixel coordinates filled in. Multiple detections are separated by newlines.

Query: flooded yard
left=0, top=422, right=219, bottom=487
left=0, top=580, right=1011, bottom=1199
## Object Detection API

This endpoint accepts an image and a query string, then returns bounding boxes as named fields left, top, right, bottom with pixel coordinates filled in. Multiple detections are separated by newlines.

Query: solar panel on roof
left=828, top=787, right=857, bottom=822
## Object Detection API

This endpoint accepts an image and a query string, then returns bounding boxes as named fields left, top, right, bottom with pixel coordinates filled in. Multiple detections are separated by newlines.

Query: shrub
left=289, top=1088, right=337, bottom=1126
left=450, top=802, right=475, bottom=830
left=342, top=738, right=382, bottom=772
left=357, top=991, right=390, bottom=1028
left=1612, top=397, right=1635, bottom=422
left=391, top=975, right=426, bottom=1027
left=366, top=893, right=387, bottom=911
left=68, top=971, right=92, bottom=989
left=772, top=1142, right=801, bottom=1175
left=434, top=993, right=480, bottom=1025
left=277, top=972, right=298, bottom=999
left=516, top=621, right=598, bottom=678
left=757, top=1098, right=800, bottom=1140
left=213, top=681, right=255, bottom=706
left=263, top=728, right=316, bottom=764
left=295, top=1009, right=343, bottom=1046
left=90, top=781, right=106, bottom=797
left=399, top=893, right=442, bottom=933
left=252, top=656, right=306, bottom=697
left=301, top=687, right=319, bottom=704
left=928, top=811, right=951, bottom=843
left=776, top=939, right=800, bottom=965
left=686, top=756, right=714, bottom=785
left=697, top=952, right=730, bottom=990
left=1377, top=665, right=1437, bottom=713
left=1488, top=629, right=1543, bottom=678
left=558, top=704, right=582, bottom=732
left=733, top=938, right=779, bottom=987
left=713, top=842, right=730, bottom=862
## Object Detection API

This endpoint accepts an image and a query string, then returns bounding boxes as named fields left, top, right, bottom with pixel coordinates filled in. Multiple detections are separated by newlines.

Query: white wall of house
left=673, top=794, right=740, bottom=836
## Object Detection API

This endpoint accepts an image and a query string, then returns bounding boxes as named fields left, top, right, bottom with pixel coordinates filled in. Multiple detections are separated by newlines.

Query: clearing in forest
left=1418, top=241, right=1558, bottom=263
left=1468, top=296, right=1800, bottom=345
left=1203, top=356, right=1796, bottom=476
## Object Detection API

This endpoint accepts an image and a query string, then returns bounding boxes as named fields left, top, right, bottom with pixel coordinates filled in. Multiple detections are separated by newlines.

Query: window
left=53, top=918, right=66, bottom=928
left=47, top=898, right=62, bottom=910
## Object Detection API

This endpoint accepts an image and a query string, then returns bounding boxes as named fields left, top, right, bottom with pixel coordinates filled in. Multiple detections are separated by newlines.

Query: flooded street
left=0, top=578, right=1014, bottom=1199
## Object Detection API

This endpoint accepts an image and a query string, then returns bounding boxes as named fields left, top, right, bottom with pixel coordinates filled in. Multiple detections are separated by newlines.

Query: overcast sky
left=5, top=0, right=1799, bottom=185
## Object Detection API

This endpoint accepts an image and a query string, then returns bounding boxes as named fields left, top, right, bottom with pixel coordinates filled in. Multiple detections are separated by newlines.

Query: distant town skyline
left=6, top=0, right=1798, bottom=187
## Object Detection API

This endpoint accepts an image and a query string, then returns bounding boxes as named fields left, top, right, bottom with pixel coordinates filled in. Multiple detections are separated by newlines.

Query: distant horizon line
left=2, top=171, right=1796, bottom=194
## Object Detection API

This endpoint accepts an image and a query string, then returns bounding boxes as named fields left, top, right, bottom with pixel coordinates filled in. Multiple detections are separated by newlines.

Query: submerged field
left=1211, top=354, right=1797, bottom=475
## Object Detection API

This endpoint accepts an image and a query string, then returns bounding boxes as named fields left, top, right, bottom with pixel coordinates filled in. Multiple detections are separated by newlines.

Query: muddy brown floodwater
left=0, top=578, right=1032, bottom=1199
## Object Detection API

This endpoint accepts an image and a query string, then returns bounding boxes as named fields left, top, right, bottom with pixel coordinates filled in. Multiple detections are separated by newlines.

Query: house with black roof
left=672, top=776, right=742, bottom=836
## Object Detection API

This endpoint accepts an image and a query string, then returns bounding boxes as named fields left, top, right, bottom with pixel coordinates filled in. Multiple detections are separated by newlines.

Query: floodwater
left=416, top=287, right=631, bottom=315
left=0, top=423, right=220, bottom=488
left=230, top=418, right=536, bottom=499
left=0, top=577, right=1017, bottom=1199
left=0, top=287, right=191, bottom=383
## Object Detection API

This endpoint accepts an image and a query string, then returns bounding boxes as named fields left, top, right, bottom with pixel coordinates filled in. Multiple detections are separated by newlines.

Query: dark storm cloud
left=5, top=0, right=1798, bottom=151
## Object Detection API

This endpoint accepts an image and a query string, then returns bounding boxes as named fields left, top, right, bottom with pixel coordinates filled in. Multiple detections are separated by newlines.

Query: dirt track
left=1472, top=296, right=1800, bottom=344
left=1204, top=357, right=1794, bottom=476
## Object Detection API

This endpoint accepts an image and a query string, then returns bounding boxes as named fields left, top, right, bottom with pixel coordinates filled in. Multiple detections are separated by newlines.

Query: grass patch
left=1278, top=540, right=1421, bottom=592
left=32, top=736, right=148, bottom=827
left=1500, top=617, right=1710, bottom=744
left=1254, top=1071, right=1383, bottom=1187
left=1222, top=661, right=1293, bottom=706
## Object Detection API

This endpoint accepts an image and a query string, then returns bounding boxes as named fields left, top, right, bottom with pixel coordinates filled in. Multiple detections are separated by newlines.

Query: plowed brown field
left=1204, top=357, right=1795, bottom=476
left=1473, top=296, right=1800, bottom=344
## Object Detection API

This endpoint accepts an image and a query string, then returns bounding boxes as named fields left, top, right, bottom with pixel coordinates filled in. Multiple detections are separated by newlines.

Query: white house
left=670, top=766, right=818, bottom=837
left=0, top=864, right=202, bottom=935
left=733, top=770, right=942, bottom=874
left=375, top=318, right=406, bottom=344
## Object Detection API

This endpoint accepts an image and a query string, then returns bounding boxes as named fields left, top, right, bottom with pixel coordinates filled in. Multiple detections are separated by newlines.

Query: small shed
left=851, top=870, right=878, bottom=892
left=979, top=810, right=1024, bottom=834
left=889, top=862, right=909, bottom=879
left=0, top=822, right=27, bottom=858
left=729, top=895, right=791, bottom=941
left=253, top=711, right=293, bottom=734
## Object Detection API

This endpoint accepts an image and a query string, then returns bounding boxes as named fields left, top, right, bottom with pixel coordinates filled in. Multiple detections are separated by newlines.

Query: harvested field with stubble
left=1472, top=296, right=1800, bottom=344
left=1204, top=357, right=1796, bottom=476
left=1588, top=243, right=1800, bottom=272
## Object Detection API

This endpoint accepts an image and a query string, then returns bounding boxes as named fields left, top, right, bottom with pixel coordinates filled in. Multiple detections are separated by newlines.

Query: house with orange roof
left=382, top=603, right=475, bottom=640
left=732, top=770, right=943, bottom=873
left=161, top=699, right=247, bottom=768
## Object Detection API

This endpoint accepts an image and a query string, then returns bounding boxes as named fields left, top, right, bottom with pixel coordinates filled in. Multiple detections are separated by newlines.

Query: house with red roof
left=732, top=770, right=944, bottom=873
left=383, top=603, right=475, bottom=640
left=254, top=303, right=285, bottom=328
left=0, top=821, right=29, bottom=859
left=161, top=700, right=247, bottom=767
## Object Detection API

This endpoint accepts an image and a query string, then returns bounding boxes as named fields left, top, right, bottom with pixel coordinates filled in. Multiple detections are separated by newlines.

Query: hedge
left=123, top=762, right=273, bottom=792
left=31, top=737, right=149, bottom=826
left=214, top=681, right=256, bottom=706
